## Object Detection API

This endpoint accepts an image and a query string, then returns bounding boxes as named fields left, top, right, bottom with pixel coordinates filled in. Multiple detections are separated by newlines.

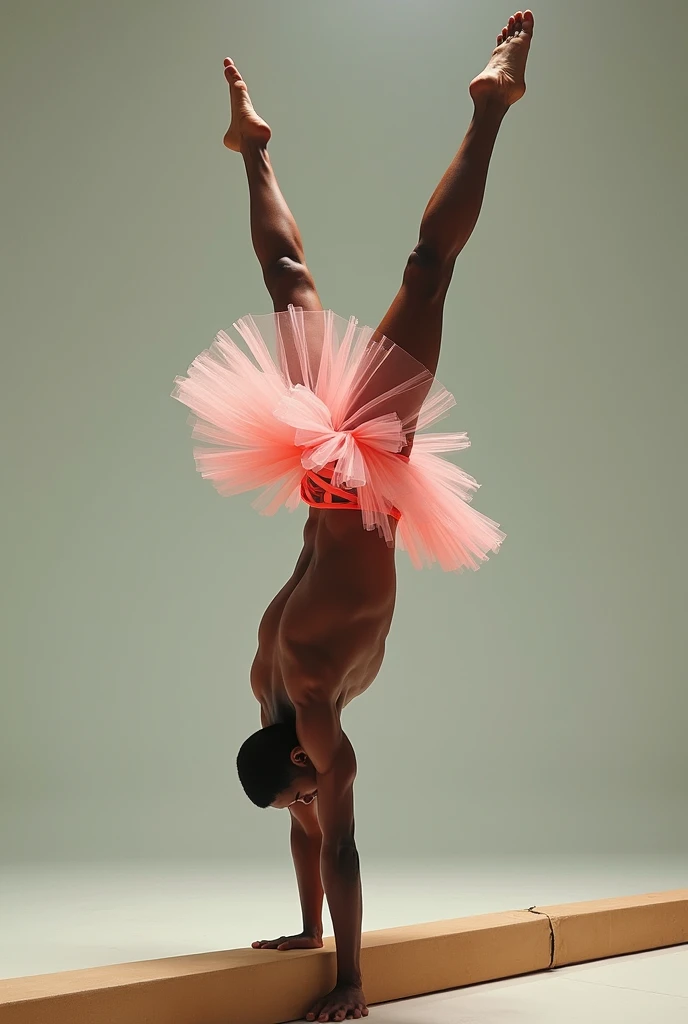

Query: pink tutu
left=171, top=306, right=505, bottom=572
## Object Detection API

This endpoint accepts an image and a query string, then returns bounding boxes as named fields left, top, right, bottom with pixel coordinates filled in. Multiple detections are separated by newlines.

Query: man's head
left=236, top=722, right=318, bottom=809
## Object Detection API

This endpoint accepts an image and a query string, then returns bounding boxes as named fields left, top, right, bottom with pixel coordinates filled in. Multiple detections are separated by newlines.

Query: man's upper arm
left=293, top=698, right=344, bottom=775
left=316, top=761, right=356, bottom=849
left=293, top=698, right=357, bottom=847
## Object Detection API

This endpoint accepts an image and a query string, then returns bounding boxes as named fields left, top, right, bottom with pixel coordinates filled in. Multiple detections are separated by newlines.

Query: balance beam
left=1, top=890, right=685, bottom=1024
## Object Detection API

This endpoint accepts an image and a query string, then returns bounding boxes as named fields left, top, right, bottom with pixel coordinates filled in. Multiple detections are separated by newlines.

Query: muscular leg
left=223, top=58, right=322, bottom=314
left=374, top=11, right=534, bottom=376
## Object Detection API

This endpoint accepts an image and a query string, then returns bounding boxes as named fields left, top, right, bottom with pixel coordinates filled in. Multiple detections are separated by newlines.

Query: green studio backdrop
left=1, top=0, right=686, bottom=862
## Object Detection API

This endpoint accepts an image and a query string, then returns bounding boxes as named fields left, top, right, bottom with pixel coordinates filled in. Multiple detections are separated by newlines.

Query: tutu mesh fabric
left=172, top=305, right=505, bottom=572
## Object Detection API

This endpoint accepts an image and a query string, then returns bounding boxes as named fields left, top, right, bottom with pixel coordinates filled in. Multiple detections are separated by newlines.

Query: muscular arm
left=248, top=707, right=325, bottom=949
left=292, top=696, right=363, bottom=988
left=289, top=801, right=324, bottom=940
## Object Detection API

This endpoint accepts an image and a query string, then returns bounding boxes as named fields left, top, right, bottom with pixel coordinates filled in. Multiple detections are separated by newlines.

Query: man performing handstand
left=173, top=12, right=533, bottom=1022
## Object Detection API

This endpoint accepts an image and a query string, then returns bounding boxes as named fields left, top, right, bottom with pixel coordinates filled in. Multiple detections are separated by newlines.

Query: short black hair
left=236, top=722, right=300, bottom=808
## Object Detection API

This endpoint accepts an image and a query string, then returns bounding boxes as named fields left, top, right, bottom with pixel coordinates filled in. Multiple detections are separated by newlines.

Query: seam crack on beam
left=527, top=906, right=554, bottom=968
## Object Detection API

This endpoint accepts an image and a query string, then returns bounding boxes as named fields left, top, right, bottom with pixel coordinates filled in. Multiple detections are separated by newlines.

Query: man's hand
left=251, top=930, right=323, bottom=951
left=305, top=982, right=369, bottom=1022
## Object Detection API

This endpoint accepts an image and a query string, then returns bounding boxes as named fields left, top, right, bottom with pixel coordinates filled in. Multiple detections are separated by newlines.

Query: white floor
left=373, top=946, right=688, bottom=1023
left=1, top=857, right=686, bottom=1022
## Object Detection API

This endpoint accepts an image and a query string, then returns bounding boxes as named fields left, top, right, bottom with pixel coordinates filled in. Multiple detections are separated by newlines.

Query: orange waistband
left=300, top=465, right=402, bottom=521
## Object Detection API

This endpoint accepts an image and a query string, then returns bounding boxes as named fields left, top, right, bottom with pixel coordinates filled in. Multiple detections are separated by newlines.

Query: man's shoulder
left=249, top=647, right=275, bottom=706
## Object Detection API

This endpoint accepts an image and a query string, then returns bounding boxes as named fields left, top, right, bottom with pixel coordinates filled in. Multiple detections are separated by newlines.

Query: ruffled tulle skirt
left=172, top=306, right=505, bottom=572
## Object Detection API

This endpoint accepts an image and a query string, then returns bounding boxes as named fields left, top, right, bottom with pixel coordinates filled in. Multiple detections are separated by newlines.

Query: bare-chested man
left=217, top=13, right=531, bottom=1022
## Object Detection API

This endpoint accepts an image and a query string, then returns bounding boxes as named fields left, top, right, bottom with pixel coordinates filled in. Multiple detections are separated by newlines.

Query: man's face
left=270, top=746, right=318, bottom=809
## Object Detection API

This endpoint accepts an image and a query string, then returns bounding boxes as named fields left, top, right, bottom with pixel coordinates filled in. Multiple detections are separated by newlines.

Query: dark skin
left=224, top=12, right=534, bottom=1021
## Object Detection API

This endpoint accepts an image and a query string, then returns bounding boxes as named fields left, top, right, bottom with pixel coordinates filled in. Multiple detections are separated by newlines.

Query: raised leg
left=223, top=58, right=322, bottom=314
left=374, top=10, right=534, bottom=376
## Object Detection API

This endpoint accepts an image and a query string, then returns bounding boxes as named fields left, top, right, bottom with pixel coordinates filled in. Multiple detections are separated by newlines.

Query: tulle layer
left=172, top=306, right=505, bottom=572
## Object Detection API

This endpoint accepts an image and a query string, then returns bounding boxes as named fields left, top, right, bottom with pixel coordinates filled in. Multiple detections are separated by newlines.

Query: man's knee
left=263, top=256, right=315, bottom=294
left=403, top=242, right=454, bottom=301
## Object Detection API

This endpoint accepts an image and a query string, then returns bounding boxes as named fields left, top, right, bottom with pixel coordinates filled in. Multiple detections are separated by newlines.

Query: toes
left=502, top=12, right=528, bottom=40
left=223, top=60, right=243, bottom=83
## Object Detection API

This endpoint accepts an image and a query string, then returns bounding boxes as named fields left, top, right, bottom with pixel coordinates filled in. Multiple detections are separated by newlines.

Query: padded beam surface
left=0, top=890, right=685, bottom=1024
left=535, top=889, right=688, bottom=967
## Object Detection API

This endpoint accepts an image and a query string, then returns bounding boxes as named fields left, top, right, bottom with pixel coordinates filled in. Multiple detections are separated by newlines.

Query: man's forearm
left=320, top=842, right=362, bottom=986
left=290, top=822, right=325, bottom=936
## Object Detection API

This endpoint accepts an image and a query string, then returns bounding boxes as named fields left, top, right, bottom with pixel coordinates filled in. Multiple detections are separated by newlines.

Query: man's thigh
left=372, top=277, right=447, bottom=377
left=364, top=260, right=452, bottom=453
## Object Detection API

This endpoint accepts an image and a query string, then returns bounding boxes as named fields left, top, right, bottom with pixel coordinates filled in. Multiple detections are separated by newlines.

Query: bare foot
left=469, top=10, right=534, bottom=109
left=222, top=58, right=271, bottom=152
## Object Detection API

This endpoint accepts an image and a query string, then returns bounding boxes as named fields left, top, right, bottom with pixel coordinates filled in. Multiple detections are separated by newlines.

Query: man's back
left=252, top=508, right=398, bottom=725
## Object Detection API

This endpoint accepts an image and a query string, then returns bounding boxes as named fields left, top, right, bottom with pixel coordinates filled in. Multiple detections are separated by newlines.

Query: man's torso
left=251, top=508, right=398, bottom=724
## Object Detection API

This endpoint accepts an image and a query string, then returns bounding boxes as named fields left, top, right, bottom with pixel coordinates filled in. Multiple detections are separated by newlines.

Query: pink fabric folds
left=171, top=305, right=505, bottom=572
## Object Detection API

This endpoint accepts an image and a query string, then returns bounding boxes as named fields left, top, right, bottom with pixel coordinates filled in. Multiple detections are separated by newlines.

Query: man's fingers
left=253, top=934, right=322, bottom=951
left=252, top=936, right=288, bottom=949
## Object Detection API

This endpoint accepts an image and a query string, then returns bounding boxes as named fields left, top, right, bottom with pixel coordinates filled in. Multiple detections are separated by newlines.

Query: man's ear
left=290, top=746, right=309, bottom=767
